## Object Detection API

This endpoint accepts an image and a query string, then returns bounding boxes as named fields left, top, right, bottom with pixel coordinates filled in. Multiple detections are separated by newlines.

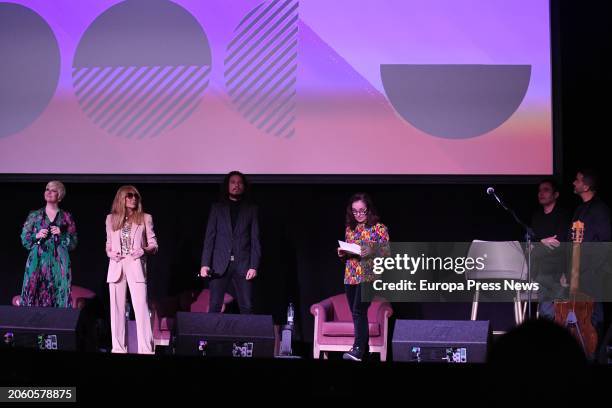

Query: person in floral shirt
left=337, top=193, right=389, bottom=361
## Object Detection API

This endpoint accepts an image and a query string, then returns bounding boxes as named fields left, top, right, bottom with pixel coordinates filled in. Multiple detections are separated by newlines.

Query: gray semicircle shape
left=0, top=3, right=60, bottom=138
left=74, top=0, right=211, bottom=67
left=380, top=64, right=531, bottom=139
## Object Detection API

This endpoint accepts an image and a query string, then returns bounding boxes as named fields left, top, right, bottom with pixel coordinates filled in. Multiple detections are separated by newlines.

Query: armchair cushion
left=189, top=289, right=234, bottom=313
left=321, top=321, right=381, bottom=337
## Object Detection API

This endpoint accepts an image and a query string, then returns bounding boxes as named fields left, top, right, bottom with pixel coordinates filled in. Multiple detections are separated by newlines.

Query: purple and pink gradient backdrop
left=0, top=0, right=552, bottom=174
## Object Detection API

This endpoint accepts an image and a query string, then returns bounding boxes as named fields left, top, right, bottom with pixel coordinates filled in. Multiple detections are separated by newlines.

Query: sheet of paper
left=338, top=240, right=361, bottom=255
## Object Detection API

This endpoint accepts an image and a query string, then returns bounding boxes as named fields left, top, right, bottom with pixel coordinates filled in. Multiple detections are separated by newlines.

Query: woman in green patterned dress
left=20, top=180, right=78, bottom=307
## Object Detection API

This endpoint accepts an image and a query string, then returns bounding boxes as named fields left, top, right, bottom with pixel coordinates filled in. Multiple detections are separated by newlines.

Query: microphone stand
left=489, top=190, right=536, bottom=321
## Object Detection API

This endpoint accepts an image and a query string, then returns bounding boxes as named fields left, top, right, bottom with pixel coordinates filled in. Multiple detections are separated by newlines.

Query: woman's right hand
left=337, top=248, right=346, bottom=258
left=110, top=252, right=123, bottom=262
left=35, top=229, right=49, bottom=240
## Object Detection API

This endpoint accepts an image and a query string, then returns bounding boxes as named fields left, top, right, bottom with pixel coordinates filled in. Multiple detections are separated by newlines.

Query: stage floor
left=1, top=347, right=609, bottom=404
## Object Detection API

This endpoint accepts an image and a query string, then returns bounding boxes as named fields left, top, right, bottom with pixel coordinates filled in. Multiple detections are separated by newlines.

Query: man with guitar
left=570, top=168, right=611, bottom=342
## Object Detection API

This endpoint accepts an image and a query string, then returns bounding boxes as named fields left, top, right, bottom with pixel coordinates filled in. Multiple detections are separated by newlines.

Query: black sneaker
left=343, top=346, right=367, bottom=361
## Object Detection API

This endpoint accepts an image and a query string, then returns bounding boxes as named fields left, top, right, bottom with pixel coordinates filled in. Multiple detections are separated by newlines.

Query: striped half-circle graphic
left=72, top=0, right=211, bottom=139
left=225, top=0, right=299, bottom=139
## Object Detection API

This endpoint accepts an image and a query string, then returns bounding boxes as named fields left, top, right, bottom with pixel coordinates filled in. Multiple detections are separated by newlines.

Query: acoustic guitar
left=554, top=220, right=598, bottom=356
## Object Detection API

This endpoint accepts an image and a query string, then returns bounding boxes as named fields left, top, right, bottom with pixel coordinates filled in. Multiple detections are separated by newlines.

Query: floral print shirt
left=344, top=222, right=389, bottom=285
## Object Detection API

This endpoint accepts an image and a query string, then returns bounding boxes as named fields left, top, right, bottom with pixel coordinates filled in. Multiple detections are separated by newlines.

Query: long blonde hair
left=110, top=185, right=145, bottom=231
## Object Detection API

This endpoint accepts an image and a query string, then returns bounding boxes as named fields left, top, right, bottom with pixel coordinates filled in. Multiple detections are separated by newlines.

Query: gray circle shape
left=0, top=3, right=60, bottom=138
left=72, top=0, right=212, bottom=139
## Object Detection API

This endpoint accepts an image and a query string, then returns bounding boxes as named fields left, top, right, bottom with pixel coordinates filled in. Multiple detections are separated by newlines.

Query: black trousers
left=209, top=261, right=253, bottom=314
left=345, top=283, right=370, bottom=350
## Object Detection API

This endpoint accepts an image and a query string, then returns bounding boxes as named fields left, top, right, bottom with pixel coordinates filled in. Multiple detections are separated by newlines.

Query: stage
left=0, top=346, right=609, bottom=403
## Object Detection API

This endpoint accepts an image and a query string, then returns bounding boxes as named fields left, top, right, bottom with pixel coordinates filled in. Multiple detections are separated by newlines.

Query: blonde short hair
left=47, top=180, right=66, bottom=201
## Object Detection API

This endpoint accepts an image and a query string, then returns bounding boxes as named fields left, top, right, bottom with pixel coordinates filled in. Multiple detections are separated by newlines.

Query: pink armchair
left=188, top=289, right=234, bottom=313
left=310, top=294, right=393, bottom=361
left=151, top=291, right=188, bottom=347
left=151, top=289, right=234, bottom=346
left=12, top=285, right=96, bottom=309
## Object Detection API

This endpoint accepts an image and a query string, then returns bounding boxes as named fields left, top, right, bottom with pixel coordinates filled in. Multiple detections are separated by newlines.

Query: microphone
left=35, top=231, right=46, bottom=246
left=486, top=187, right=505, bottom=208
left=36, top=221, right=57, bottom=245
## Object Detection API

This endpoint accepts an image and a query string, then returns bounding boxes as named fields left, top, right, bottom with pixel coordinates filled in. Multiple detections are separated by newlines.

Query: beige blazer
left=106, top=213, right=158, bottom=283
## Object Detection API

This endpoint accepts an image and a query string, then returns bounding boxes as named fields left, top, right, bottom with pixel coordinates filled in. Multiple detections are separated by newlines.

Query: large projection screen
left=0, top=0, right=553, bottom=176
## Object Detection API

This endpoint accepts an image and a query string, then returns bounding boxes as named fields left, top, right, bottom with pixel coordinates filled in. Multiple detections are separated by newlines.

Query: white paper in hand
left=338, top=240, right=361, bottom=255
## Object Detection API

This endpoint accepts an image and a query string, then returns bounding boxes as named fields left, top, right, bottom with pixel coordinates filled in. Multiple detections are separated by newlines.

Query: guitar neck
left=569, top=220, right=584, bottom=297
left=570, top=242, right=581, bottom=295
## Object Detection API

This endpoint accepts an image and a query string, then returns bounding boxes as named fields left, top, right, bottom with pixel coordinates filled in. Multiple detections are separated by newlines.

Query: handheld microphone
left=36, top=221, right=57, bottom=245
left=35, top=232, right=46, bottom=246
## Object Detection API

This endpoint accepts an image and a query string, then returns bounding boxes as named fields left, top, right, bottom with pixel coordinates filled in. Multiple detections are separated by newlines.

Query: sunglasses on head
left=126, top=192, right=140, bottom=200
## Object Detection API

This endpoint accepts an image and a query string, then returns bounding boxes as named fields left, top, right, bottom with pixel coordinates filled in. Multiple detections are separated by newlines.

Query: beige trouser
left=109, top=259, right=154, bottom=354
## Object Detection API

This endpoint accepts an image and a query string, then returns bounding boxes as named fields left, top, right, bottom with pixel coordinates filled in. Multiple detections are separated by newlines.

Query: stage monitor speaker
left=392, top=320, right=490, bottom=363
left=0, top=306, right=87, bottom=351
left=174, top=313, right=275, bottom=358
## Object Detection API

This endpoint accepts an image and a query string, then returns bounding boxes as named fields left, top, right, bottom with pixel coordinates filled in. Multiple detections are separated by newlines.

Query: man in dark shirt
left=531, top=179, right=571, bottom=319
left=572, top=169, right=611, bottom=243
left=571, top=169, right=611, bottom=336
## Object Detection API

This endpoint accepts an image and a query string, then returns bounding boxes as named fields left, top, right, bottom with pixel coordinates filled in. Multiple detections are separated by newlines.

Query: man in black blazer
left=200, top=171, right=261, bottom=314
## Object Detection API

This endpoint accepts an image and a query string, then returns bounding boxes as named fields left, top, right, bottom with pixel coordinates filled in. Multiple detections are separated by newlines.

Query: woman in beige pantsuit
left=106, top=185, right=157, bottom=354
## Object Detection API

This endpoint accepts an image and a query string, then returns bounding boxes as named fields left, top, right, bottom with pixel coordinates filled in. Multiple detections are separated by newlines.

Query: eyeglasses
left=352, top=209, right=368, bottom=216
left=126, top=192, right=140, bottom=200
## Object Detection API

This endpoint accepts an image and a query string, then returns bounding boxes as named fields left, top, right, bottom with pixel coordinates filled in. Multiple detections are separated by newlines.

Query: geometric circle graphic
left=0, top=3, right=60, bottom=138
left=224, top=0, right=298, bottom=139
left=381, top=64, right=531, bottom=139
left=72, top=0, right=211, bottom=139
